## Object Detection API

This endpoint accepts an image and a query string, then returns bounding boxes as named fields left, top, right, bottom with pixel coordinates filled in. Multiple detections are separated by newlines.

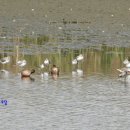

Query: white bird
left=44, top=58, right=50, bottom=65
left=72, top=59, right=78, bottom=65
left=126, top=63, right=130, bottom=68
left=117, top=67, right=130, bottom=72
left=117, top=58, right=130, bottom=78
left=123, top=58, right=129, bottom=64
left=117, top=68, right=130, bottom=77
left=40, top=64, right=44, bottom=69
left=123, top=58, right=130, bottom=68
left=0, top=56, right=10, bottom=64
left=17, top=60, right=26, bottom=67
left=76, top=54, right=84, bottom=61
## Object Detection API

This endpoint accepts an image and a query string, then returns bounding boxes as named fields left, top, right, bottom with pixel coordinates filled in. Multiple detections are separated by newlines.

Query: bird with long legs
left=117, top=58, right=130, bottom=77
left=72, top=54, right=84, bottom=77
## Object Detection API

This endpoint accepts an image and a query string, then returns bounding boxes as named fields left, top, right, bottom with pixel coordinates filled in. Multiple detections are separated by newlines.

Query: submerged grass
left=0, top=43, right=130, bottom=77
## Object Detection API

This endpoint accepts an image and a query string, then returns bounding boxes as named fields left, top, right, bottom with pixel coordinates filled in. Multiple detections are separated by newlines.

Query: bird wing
left=117, top=69, right=124, bottom=73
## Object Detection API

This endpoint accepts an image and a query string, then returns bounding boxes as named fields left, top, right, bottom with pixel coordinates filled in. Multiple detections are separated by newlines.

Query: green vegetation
left=20, top=35, right=50, bottom=45
left=0, top=43, right=130, bottom=77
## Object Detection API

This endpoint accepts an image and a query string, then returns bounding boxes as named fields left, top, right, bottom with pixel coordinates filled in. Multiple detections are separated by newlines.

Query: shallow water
left=1, top=0, right=130, bottom=129
left=0, top=71, right=130, bottom=130
left=0, top=45, right=130, bottom=130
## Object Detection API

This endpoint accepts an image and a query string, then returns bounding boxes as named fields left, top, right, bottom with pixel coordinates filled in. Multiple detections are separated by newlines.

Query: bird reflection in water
left=51, top=74, right=58, bottom=80
left=72, top=69, right=83, bottom=77
left=41, top=72, right=49, bottom=80
left=20, top=69, right=35, bottom=82
left=21, top=76, right=35, bottom=82
left=0, top=69, right=9, bottom=78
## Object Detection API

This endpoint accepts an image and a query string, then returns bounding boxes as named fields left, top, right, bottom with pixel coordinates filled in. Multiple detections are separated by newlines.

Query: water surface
left=1, top=0, right=130, bottom=129
left=0, top=45, right=130, bottom=130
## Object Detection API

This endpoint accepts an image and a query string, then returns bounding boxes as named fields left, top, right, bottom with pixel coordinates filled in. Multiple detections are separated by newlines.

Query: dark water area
left=1, top=0, right=130, bottom=130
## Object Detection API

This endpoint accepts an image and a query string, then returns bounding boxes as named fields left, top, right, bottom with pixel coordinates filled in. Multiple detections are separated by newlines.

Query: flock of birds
left=1, top=54, right=130, bottom=81
left=0, top=54, right=84, bottom=79
left=2, top=54, right=130, bottom=81
left=117, top=58, right=130, bottom=79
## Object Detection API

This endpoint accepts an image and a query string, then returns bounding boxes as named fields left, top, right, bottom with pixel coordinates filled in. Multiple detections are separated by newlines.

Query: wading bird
left=72, top=59, right=78, bottom=65
left=72, top=54, right=84, bottom=65
left=123, top=58, right=130, bottom=68
left=76, top=54, right=84, bottom=61
left=40, top=64, right=44, bottom=69
left=0, top=56, right=10, bottom=64
left=44, top=58, right=50, bottom=66
left=117, top=58, right=130, bottom=77
left=17, top=60, right=27, bottom=67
